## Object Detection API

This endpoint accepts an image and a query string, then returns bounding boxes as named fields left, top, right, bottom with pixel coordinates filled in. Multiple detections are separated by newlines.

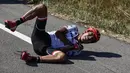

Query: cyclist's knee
left=34, top=4, right=47, bottom=17
left=36, top=4, right=47, bottom=11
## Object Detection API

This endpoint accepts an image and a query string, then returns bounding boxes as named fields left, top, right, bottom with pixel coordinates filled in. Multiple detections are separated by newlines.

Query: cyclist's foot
left=4, top=20, right=17, bottom=32
left=21, top=51, right=39, bottom=62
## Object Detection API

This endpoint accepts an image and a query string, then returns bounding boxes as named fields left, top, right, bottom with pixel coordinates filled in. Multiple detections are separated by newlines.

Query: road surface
left=0, top=0, right=130, bottom=73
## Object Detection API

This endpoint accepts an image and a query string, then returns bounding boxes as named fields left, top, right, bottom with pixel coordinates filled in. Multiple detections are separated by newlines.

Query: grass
left=29, top=0, right=130, bottom=39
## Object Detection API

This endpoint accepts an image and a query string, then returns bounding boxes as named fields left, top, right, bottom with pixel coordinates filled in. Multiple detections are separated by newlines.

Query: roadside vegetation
left=28, top=0, right=130, bottom=42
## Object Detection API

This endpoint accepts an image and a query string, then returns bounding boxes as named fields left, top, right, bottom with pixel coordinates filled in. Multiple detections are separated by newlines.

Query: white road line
left=0, top=23, right=32, bottom=44
left=0, top=23, right=91, bottom=73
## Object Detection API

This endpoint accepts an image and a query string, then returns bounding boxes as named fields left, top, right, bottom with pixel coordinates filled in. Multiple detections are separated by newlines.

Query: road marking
left=0, top=23, right=32, bottom=44
left=0, top=23, right=90, bottom=73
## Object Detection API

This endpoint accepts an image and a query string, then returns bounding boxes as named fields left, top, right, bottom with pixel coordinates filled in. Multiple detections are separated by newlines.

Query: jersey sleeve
left=64, top=25, right=78, bottom=32
left=46, top=47, right=63, bottom=55
left=46, top=47, right=57, bottom=55
left=64, top=25, right=79, bottom=38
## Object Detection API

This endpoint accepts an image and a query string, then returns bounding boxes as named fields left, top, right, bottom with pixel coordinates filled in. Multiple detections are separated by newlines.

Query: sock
left=36, top=57, right=41, bottom=63
left=16, top=17, right=25, bottom=26
left=28, top=56, right=40, bottom=63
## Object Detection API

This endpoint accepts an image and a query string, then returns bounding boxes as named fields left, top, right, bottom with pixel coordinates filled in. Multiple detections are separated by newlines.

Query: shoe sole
left=4, top=20, right=16, bottom=32
left=4, top=20, right=11, bottom=29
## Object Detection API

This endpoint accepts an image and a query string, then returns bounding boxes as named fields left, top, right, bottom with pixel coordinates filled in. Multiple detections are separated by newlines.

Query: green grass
left=30, top=0, right=130, bottom=37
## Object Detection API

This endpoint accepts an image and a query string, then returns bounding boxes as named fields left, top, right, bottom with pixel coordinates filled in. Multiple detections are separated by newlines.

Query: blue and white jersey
left=47, top=31, right=63, bottom=48
left=47, top=25, right=82, bottom=56
left=48, top=25, right=79, bottom=48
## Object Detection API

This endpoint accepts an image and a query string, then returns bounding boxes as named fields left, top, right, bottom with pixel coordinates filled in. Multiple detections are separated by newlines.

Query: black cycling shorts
left=31, top=18, right=51, bottom=56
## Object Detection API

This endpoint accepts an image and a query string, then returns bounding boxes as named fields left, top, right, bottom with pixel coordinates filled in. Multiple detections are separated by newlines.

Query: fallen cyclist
left=4, top=3, right=101, bottom=63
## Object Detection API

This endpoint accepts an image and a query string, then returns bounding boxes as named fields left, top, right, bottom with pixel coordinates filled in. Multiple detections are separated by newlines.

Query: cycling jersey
left=47, top=25, right=82, bottom=56
left=48, top=25, right=78, bottom=48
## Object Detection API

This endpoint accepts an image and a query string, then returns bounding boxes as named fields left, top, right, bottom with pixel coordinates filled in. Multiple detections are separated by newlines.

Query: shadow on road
left=26, top=62, right=38, bottom=67
left=20, top=50, right=122, bottom=67
left=0, top=0, right=26, bottom=4
left=69, top=50, right=122, bottom=61
left=26, top=60, right=74, bottom=67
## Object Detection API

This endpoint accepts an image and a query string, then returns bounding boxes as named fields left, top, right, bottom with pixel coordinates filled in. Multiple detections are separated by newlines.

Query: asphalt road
left=0, top=0, right=130, bottom=73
